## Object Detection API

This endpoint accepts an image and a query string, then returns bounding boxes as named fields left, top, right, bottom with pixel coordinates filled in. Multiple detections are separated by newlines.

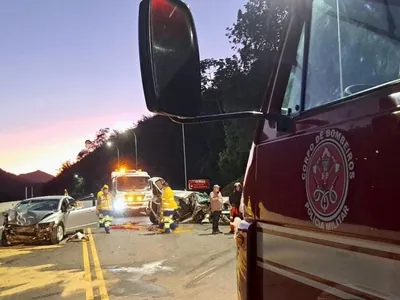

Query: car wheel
left=194, top=211, right=205, bottom=223
left=50, top=223, right=64, bottom=244
left=1, top=231, right=10, bottom=247
left=149, top=213, right=159, bottom=225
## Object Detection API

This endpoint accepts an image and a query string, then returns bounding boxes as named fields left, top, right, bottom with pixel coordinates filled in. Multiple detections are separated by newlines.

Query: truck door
left=254, top=0, right=400, bottom=299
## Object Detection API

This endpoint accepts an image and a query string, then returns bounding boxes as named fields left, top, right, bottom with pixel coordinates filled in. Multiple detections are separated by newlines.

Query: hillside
left=0, top=168, right=33, bottom=202
left=18, top=170, right=54, bottom=183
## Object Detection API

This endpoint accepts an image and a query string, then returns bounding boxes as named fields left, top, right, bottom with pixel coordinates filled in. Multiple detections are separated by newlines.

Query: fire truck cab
left=111, top=169, right=153, bottom=215
left=138, top=0, right=400, bottom=299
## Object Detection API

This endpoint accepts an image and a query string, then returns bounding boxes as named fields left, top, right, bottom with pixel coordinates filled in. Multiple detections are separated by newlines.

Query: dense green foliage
left=41, top=0, right=287, bottom=196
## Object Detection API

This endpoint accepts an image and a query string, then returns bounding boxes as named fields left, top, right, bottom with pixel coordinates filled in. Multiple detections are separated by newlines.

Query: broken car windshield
left=15, top=199, right=60, bottom=211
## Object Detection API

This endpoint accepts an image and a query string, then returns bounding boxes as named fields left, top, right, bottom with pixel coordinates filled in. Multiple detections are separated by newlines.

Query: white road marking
left=109, top=260, right=174, bottom=278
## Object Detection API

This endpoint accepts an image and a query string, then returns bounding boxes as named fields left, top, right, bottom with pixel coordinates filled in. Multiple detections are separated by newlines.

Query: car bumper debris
left=2, top=223, right=55, bottom=245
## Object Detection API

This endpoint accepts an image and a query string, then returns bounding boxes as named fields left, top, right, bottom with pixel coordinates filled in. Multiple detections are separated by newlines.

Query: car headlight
left=38, top=221, right=55, bottom=231
left=116, top=195, right=125, bottom=201
left=136, top=196, right=144, bottom=202
left=114, top=201, right=126, bottom=210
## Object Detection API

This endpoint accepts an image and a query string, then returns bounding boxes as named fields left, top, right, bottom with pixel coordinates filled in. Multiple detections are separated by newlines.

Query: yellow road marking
left=87, top=228, right=109, bottom=300
left=0, top=263, right=86, bottom=298
left=173, top=228, right=193, bottom=233
left=0, top=245, right=61, bottom=259
left=82, top=237, right=94, bottom=300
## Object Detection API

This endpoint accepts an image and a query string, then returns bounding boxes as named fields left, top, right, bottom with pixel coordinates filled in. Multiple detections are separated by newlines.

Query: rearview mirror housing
left=137, top=0, right=294, bottom=131
left=138, top=0, right=202, bottom=118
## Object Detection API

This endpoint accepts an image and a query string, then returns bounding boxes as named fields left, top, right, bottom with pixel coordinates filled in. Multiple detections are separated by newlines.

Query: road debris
left=110, top=222, right=144, bottom=230
left=145, top=224, right=193, bottom=234
left=147, top=225, right=160, bottom=232
left=108, top=260, right=174, bottom=298
left=61, top=232, right=89, bottom=244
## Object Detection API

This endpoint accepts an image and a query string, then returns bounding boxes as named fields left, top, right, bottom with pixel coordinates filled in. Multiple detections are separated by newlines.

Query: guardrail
left=0, top=196, right=229, bottom=213
left=0, top=201, right=20, bottom=213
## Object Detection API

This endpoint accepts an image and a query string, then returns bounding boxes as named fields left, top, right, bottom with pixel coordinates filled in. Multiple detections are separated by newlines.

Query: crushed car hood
left=5, top=209, right=57, bottom=226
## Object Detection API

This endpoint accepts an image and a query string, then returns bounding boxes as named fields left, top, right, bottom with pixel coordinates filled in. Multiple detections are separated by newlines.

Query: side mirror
left=138, top=0, right=202, bottom=118
left=138, top=0, right=293, bottom=130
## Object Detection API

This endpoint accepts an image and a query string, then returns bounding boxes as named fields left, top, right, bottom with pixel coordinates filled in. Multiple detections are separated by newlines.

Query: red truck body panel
left=137, top=0, right=400, bottom=298
left=238, top=43, right=400, bottom=300
left=236, top=0, right=400, bottom=296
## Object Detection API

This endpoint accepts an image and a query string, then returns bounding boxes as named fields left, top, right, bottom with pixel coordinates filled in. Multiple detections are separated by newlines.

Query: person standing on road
left=229, top=182, right=243, bottom=234
left=160, top=182, right=178, bottom=234
left=210, top=184, right=223, bottom=234
left=96, top=184, right=113, bottom=234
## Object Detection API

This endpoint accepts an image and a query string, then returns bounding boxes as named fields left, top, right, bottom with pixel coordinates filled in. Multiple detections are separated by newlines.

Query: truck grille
left=124, top=194, right=145, bottom=202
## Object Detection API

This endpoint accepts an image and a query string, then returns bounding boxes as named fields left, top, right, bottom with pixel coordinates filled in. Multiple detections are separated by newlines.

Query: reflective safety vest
left=162, top=186, right=178, bottom=211
left=97, top=191, right=113, bottom=211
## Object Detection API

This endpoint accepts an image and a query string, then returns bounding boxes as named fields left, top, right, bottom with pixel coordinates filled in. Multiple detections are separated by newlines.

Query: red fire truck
left=138, top=0, right=400, bottom=299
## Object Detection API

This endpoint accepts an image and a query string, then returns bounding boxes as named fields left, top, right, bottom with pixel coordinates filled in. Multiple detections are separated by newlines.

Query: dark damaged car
left=1, top=195, right=97, bottom=246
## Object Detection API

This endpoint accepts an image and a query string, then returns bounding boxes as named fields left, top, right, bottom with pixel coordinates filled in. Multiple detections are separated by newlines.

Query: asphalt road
left=0, top=216, right=237, bottom=300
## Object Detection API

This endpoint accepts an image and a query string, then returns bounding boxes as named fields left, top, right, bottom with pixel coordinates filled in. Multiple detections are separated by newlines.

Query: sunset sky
left=0, top=0, right=245, bottom=175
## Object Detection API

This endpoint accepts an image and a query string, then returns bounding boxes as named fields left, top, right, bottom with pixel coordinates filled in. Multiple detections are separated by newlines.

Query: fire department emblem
left=302, top=129, right=355, bottom=231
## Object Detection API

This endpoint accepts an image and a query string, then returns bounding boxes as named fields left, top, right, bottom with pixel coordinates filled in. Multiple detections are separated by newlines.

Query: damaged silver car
left=1, top=195, right=97, bottom=246
left=147, top=177, right=231, bottom=225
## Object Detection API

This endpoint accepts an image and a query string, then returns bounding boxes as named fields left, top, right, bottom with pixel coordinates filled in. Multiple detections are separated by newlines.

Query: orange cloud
left=0, top=112, right=143, bottom=175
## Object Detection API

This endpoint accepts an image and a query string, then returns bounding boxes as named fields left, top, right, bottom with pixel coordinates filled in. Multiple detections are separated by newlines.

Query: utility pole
left=117, top=147, right=120, bottom=168
left=132, top=131, right=138, bottom=169
left=31, top=186, right=34, bottom=197
left=25, top=186, right=28, bottom=199
left=182, top=124, right=188, bottom=190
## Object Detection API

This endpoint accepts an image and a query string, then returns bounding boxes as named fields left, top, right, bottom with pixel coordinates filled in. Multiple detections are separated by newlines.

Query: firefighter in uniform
left=159, top=182, right=178, bottom=233
left=96, top=184, right=113, bottom=234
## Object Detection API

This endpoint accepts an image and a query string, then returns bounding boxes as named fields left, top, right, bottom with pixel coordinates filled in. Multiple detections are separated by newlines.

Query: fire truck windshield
left=283, top=0, right=400, bottom=115
left=116, top=176, right=149, bottom=191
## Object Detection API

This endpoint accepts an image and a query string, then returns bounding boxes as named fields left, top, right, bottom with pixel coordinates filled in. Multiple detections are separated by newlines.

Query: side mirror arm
left=169, top=111, right=293, bottom=131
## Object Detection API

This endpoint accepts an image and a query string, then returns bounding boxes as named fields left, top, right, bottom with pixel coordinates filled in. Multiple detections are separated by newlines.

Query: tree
left=76, top=131, right=108, bottom=162
left=226, top=0, right=289, bottom=68
left=57, top=160, right=73, bottom=175
left=199, top=0, right=290, bottom=183
left=93, top=128, right=110, bottom=147
left=44, top=0, right=290, bottom=193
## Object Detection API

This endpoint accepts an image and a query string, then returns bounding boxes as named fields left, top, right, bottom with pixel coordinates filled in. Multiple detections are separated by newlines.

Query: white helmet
left=234, top=182, right=241, bottom=187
